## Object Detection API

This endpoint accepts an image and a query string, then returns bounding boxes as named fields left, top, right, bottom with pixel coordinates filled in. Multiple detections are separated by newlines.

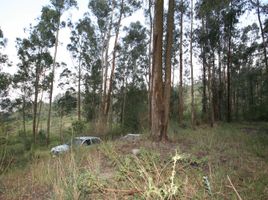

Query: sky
left=0, top=0, right=93, bottom=99
left=0, top=0, right=88, bottom=69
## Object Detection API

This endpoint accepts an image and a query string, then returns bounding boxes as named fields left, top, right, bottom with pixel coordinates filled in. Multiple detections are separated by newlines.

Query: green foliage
left=71, top=120, right=86, bottom=135
left=122, top=85, right=148, bottom=132
left=55, top=90, right=77, bottom=117
left=77, top=171, right=103, bottom=195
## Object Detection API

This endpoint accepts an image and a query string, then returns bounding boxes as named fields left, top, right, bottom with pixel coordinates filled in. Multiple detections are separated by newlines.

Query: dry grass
left=1, top=123, right=268, bottom=199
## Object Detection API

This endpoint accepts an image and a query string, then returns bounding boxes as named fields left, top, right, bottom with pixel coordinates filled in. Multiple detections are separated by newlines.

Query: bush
left=72, top=120, right=86, bottom=135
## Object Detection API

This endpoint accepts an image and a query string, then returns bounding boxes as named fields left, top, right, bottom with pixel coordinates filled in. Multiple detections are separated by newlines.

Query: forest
left=0, top=0, right=268, bottom=199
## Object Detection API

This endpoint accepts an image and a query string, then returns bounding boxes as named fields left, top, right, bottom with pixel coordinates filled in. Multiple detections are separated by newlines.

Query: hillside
left=1, top=123, right=267, bottom=199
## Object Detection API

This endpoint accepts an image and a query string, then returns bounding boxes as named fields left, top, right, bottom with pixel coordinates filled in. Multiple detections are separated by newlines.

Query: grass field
left=0, top=122, right=267, bottom=199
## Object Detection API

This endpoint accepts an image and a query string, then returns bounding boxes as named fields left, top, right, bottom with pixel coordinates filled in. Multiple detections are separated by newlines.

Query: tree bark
left=33, top=61, right=40, bottom=144
left=148, top=0, right=153, bottom=130
left=120, top=65, right=127, bottom=125
left=104, top=0, right=124, bottom=119
left=201, top=19, right=207, bottom=122
left=22, top=95, right=26, bottom=135
left=208, top=59, right=214, bottom=127
left=218, top=48, right=223, bottom=120
left=77, top=56, right=81, bottom=121
left=162, top=0, right=174, bottom=141
left=256, top=0, right=268, bottom=74
left=47, top=19, right=60, bottom=146
left=190, top=0, right=195, bottom=129
left=178, top=0, right=184, bottom=124
left=151, top=0, right=164, bottom=139
left=227, top=23, right=232, bottom=122
left=36, top=90, right=44, bottom=133
left=101, top=0, right=115, bottom=119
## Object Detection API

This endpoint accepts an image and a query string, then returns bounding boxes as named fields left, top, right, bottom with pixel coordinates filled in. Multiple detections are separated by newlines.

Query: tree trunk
left=22, top=95, right=26, bottom=135
left=256, top=0, right=268, bottom=74
left=162, top=0, right=174, bottom=141
left=120, top=66, right=127, bottom=125
left=227, top=25, right=232, bottom=122
left=36, top=90, right=44, bottom=133
left=178, top=1, right=184, bottom=124
left=218, top=48, right=223, bottom=120
left=104, top=0, right=124, bottom=120
left=47, top=19, right=60, bottom=146
left=201, top=19, right=207, bottom=122
left=190, top=0, right=195, bottom=129
left=60, top=110, right=63, bottom=143
left=148, top=0, right=153, bottom=130
left=151, top=0, right=164, bottom=139
left=33, top=64, right=40, bottom=144
left=208, top=60, right=214, bottom=127
left=77, top=56, right=81, bottom=121
left=101, top=0, right=115, bottom=119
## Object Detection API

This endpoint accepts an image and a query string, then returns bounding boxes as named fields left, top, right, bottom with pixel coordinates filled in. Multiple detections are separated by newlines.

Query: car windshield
left=72, top=138, right=83, bottom=145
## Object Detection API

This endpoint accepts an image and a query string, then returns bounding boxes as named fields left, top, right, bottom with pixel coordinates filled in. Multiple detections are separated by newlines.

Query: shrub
left=72, top=120, right=86, bottom=135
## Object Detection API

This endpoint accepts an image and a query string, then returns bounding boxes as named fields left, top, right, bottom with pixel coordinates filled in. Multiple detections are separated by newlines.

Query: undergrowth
left=1, top=123, right=268, bottom=199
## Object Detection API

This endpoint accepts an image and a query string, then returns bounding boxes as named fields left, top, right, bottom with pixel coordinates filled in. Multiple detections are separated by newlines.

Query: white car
left=50, top=136, right=101, bottom=155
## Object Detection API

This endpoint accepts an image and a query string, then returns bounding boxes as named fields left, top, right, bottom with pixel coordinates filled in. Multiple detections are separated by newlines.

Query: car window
left=73, top=139, right=83, bottom=145
left=84, top=139, right=91, bottom=145
left=91, top=138, right=100, bottom=144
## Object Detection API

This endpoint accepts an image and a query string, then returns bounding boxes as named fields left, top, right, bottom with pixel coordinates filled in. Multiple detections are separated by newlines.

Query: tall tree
left=151, top=0, right=164, bottom=139
left=88, top=0, right=115, bottom=121
left=55, top=90, right=76, bottom=142
left=13, top=63, right=33, bottom=135
left=115, top=21, right=148, bottom=130
left=249, top=0, right=268, bottom=74
left=16, top=26, right=53, bottom=143
left=190, top=0, right=195, bottom=128
left=67, top=15, right=98, bottom=121
left=144, top=0, right=154, bottom=129
left=162, top=0, right=175, bottom=140
left=46, top=0, right=77, bottom=145
left=103, top=0, right=142, bottom=122
left=0, top=28, right=11, bottom=114
left=178, top=0, right=187, bottom=124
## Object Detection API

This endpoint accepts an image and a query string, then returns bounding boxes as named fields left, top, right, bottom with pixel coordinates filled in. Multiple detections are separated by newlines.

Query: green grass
left=1, top=122, right=268, bottom=199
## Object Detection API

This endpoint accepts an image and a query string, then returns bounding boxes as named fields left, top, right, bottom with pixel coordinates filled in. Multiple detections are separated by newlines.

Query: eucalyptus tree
left=234, top=23, right=264, bottom=120
left=151, top=0, right=164, bottom=139
left=0, top=28, right=8, bottom=66
left=222, top=0, right=244, bottom=122
left=83, top=60, right=102, bottom=121
left=103, top=0, right=142, bottom=122
left=67, top=14, right=99, bottom=121
left=55, top=90, right=76, bottom=142
left=189, top=0, right=195, bottom=128
left=16, top=25, right=53, bottom=143
left=162, top=0, right=175, bottom=140
left=177, top=0, right=188, bottom=124
left=115, top=21, right=148, bottom=129
left=0, top=29, right=11, bottom=115
left=143, top=0, right=154, bottom=128
left=13, top=63, right=33, bottom=135
left=249, top=0, right=268, bottom=74
left=88, top=0, right=115, bottom=119
left=196, top=0, right=221, bottom=126
left=42, top=0, right=77, bottom=145
left=195, top=0, right=244, bottom=124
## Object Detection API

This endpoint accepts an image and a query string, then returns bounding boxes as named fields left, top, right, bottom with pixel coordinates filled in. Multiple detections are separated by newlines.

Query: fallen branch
left=103, top=188, right=142, bottom=195
left=227, top=175, right=243, bottom=200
